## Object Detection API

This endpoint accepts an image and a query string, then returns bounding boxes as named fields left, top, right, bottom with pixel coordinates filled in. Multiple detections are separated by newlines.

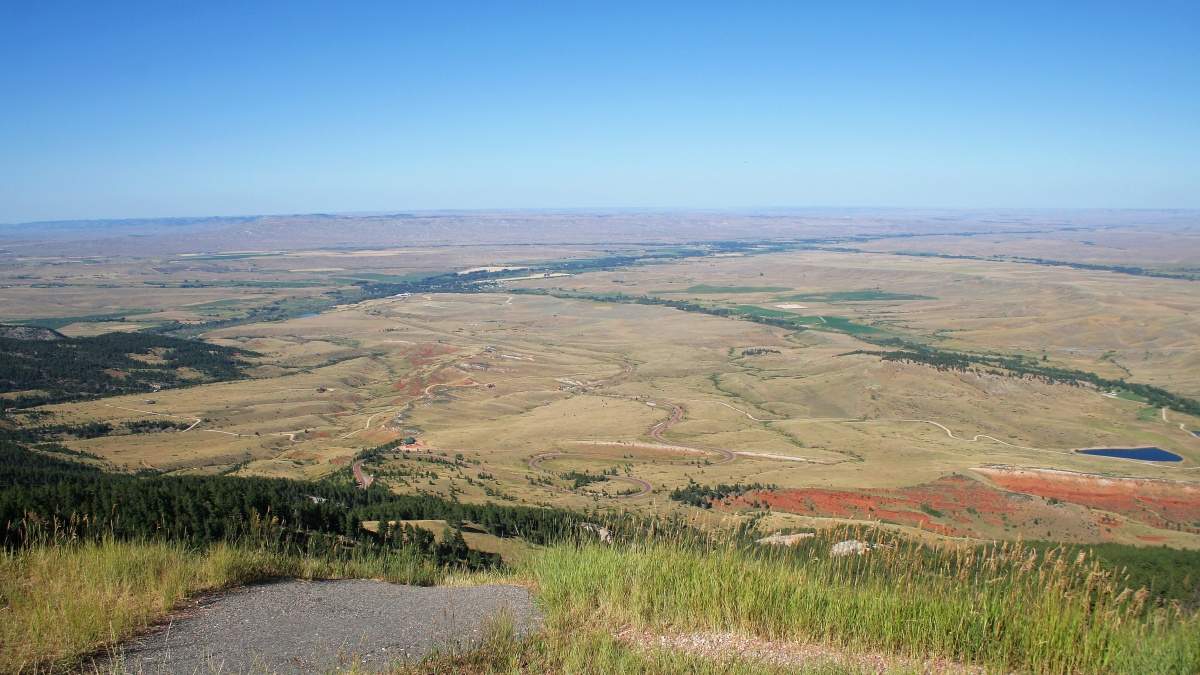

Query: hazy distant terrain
left=2, top=209, right=1198, bottom=550
left=3, top=209, right=1198, bottom=258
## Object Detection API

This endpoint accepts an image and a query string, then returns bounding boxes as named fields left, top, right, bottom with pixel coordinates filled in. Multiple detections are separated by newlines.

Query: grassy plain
left=3, top=237, right=1200, bottom=547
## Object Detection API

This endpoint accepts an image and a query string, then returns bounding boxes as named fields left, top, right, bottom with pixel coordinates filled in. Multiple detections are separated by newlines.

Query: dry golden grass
left=6, top=243, right=1200, bottom=546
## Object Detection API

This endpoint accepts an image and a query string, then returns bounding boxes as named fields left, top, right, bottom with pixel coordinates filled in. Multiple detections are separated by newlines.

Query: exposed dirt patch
left=616, top=628, right=984, bottom=675
left=973, top=466, right=1200, bottom=534
left=726, top=476, right=1002, bottom=536
left=725, top=475, right=1107, bottom=541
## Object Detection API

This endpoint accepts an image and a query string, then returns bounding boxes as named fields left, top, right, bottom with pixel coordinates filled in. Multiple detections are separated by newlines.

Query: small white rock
left=830, top=539, right=869, bottom=556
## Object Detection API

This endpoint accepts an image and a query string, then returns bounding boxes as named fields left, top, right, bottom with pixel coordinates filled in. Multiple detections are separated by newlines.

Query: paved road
left=103, top=580, right=540, bottom=674
left=646, top=400, right=735, bottom=463
left=352, top=459, right=373, bottom=489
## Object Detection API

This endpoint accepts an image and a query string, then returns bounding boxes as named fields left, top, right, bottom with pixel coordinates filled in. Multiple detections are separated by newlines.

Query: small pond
left=296, top=313, right=320, bottom=318
left=1078, top=447, right=1183, bottom=462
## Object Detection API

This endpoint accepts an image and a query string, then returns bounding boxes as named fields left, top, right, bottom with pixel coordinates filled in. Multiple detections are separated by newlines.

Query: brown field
left=4, top=222, right=1199, bottom=547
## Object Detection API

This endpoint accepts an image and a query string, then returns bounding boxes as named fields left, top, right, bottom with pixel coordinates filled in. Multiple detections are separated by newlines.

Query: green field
left=657, top=284, right=794, bottom=294
left=731, top=304, right=797, bottom=317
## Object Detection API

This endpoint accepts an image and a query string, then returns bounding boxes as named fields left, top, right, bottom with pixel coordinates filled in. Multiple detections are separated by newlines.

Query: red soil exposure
left=329, top=457, right=350, bottom=465
left=391, top=344, right=461, bottom=395
left=725, top=475, right=1013, bottom=537
left=974, top=466, right=1200, bottom=533
left=403, top=344, right=459, bottom=368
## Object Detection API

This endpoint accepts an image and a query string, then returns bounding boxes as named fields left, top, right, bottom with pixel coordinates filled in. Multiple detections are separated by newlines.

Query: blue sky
left=1, top=1, right=1197, bottom=223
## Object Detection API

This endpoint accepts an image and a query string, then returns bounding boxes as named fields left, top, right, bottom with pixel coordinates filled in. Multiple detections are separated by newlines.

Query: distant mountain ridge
left=1, top=209, right=1196, bottom=256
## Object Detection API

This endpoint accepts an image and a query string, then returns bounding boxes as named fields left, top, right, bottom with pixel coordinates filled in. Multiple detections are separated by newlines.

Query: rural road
left=103, top=579, right=541, bottom=674
left=371, top=394, right=732, bottom=499
left=352, top=459, right=374, bottom=489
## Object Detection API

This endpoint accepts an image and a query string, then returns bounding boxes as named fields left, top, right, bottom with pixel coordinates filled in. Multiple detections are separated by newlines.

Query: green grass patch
left=783, top=315, right=882, bottom=334
left=779, top=291, right=934, bottom=302
left=732, top=305, right=798, bottom=318
left=656, top=285, right=794, bottom=294
left=815, top=316, right=883, bottom=334
left=1117, top=390, right=1151, bottom=403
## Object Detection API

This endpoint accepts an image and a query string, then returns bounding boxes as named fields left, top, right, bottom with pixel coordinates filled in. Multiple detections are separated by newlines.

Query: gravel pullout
left=100, top=579, right=541, bottom=674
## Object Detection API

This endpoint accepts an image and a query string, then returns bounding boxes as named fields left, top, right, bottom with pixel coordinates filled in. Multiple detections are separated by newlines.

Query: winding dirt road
left=352, top=352, right=739, bottom=498
left=359, top=389, right=735, bottom=499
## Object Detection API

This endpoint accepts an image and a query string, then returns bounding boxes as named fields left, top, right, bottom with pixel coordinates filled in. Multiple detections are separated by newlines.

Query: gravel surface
left=99, top=579, right=541, bottom=674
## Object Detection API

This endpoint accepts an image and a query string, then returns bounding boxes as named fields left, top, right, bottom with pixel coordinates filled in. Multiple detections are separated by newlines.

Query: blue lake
left=1078, top=447, right=1183, bottom=462
left=297, top=313, right=320, bottom=318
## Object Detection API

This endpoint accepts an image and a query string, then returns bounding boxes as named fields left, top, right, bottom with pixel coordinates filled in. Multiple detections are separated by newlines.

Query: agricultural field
left=3, top=231, right=1199, bottom=549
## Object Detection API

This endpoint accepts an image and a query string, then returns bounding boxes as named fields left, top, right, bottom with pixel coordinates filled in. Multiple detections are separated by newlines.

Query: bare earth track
left=354, top=349, right=1198, bottom=502
left=356, top=357, right=736, bottom=498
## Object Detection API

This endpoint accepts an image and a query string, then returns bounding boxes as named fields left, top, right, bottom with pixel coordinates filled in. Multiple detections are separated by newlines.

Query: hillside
left=0, top=325, right=65, bottom=341
left=0, top=332, right=258, bottom=407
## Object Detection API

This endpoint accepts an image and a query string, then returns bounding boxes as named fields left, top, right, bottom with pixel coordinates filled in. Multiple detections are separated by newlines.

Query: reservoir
left=1078, top=447, right=1183, bottom=462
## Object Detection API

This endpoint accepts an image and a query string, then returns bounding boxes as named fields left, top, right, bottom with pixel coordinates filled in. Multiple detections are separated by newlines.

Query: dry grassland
left=7, top=243, right=1200, bottom=546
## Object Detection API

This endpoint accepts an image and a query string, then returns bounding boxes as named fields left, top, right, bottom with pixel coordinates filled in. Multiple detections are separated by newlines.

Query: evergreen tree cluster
left=0, top=332, right=257, bottom=408
left=669, top=482, right=775, bottom=508
left=375, top=521, right=500, bottom=569
left=0, top=435, right=594, bottom=572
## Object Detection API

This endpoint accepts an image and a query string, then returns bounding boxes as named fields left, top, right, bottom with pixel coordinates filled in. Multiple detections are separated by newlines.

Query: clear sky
left=1, top=1, right=1197, bottom=223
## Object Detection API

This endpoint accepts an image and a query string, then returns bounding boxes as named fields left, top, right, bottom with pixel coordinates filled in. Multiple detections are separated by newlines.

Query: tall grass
left=528, top=526, right=1200, bottom=675
left=0, top=537, right=441, bottom=674
left=6, top=519, right=1198, bottom=674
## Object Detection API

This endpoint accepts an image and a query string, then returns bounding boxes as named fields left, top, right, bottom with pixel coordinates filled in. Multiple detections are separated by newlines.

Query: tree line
left=0, top=436, right=616, bottom=570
